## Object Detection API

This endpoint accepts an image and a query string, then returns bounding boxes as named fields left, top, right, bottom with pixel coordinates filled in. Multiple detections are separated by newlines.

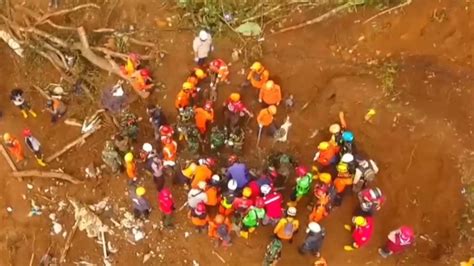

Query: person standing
left=23, top=129, right=46, bottom=166
left=261, top=184, right=284, bottom=226
left=247, top=62, right=270, bottom=92
left=194, top=101, right=214, bottom=135
left=151, top=156, right=165, bottom=191
left=378, top=226, right=415, bottom=258
left=124, top=152, right=137, bottom=183
left=259, top=80, right=282, bottom=107
left=273, top=207, right=299, bottom=243
left=3, top=133, right=24, bottom=163
left=10, top=89, right=37, bottom=118
left=158, top=188, right=175, bottom=228
left=192, top=30, right=213, bottom=66
left=101, top=140, right=122, bottom=174
left=130, top=186, right=151, bottom=220
left=299, top=222, right=326, bottom=257
left=45, top=98, right=67, bottom=123
left=222, top=93, right=253, bottom=129
left=257, top=105, right=278, bottom=137
left=344, top=216, right=374, bottom=251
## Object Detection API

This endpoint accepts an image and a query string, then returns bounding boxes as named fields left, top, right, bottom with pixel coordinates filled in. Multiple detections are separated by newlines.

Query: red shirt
left=353, top=217, right=374, bottom=247
left=224, top=99, right=247, bottom=114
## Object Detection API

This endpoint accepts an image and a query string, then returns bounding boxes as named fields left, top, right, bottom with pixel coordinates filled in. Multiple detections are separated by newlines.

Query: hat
left=136, top=187, right=146, bottom=196
left=308, top=222, right=322, bottom=233
left=198, top=30, right=209, bottom=41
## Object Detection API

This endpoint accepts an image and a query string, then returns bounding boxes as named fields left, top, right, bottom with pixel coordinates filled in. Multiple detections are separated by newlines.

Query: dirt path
left=0, top=0, right=472, bottom=265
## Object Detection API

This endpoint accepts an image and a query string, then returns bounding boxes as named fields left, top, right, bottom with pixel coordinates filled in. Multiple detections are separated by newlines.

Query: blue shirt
left=227, top=163, right=249, bottom=188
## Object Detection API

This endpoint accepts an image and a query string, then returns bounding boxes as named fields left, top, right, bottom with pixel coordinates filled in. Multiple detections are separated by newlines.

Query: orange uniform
left=163, top=141, right=177, bottom=163
left=247, top=69, right=269, bottom=89
left=175, top=90, right=192, bottom=109
left=131, top=70, right=152, bottom=91
left=209, top=59, right=229, bottom=83
left=208, top=217, right=231, bottom=239
left=309, top=195, right=329, bottom=222
left=191, top=214, right=209, bottom=227
left=259, top=84, right=282, bottom=105
left=257, top=108, right=274, bottom=127
left=125, top=161, right=137, bottom=179
left=316, top=145, right=340, bottom=166
left=191, top=165, right=212, bottom=188
left=6, top=137, right=24, bottom=162
left=194, top=107, right=214, bottom=134
left=334, top=173, right=353, bottom=193
left=205, top=186, right=219, bottom=206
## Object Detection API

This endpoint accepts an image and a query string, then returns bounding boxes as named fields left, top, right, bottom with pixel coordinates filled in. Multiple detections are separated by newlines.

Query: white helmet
left=198, top=30, right=209, bottom=41
left=142, top=143, right=153, bottom=153
left=260, top=184, right=271, bottom=195
left=198, top=181, right=207, bottom=190
left=308, top=222, right=321, bottom=233
left=227, top=179, right=237, bottom=191
left=287, top=207, right=297, bottom=216
left=341, top=153, right=354, bottom=163
left=211, top=174, right=220, bottom=182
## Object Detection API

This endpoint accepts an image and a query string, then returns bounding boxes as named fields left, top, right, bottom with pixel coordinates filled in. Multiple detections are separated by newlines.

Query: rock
left=6, top=207, right=13, bottom=213
left=52, top=222, right=63, bottom=234
left=184, top=232, right=190, bottom=238
left=27, top=184, right=33, bottom=190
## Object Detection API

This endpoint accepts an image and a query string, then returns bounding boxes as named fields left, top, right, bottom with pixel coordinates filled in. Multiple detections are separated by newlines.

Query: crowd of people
left=2, top=29, right=415, bottom=265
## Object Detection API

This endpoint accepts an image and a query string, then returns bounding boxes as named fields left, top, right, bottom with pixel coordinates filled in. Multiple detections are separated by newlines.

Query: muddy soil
left=0, top=0, right=473, bottom=265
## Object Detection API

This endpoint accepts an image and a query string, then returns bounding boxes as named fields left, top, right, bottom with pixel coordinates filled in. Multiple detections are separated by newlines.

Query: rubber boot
left=249, top=227, right=256, bottom=233
left=344, top=224, right=352, bottom=231
left=35, top=156, right=46, bottom=167
left=240, top=231, right=249, bottom=239
left=29, top=110, right=37, bottom=118
left=344, top=245, right=355, bottom=251
left=21, top=110, right=28, bottom=118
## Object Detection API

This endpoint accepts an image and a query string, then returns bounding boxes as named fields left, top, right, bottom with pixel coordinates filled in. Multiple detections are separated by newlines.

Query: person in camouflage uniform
left=119, top=109, right=140, bottom=142
left=226, top=127, right=245, bottom=153
left=102, top=140, right=122, bottom=173
left=184, top=124, right=201, bottom=154
left=176, top=107, right=195, bottom=141
left=263, top=238, right=283, bottom=266
left=267, top=152, right=297, bottom=186
left=210, top=126, right=226, bottom=151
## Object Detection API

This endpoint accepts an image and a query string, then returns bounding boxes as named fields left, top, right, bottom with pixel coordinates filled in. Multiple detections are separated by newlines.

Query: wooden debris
left=212, top=250, right=226, bottom=264
left=60, top=221, right=79, bottom=264
left=363, top=0, right=413, bottom=24
left=13, top=170, right=82, bottom=184
left=45, top=130, right=97, bottom=163
left=0, top=143, right=18, bottom=172
left=31, top=85, right=52, bottom=100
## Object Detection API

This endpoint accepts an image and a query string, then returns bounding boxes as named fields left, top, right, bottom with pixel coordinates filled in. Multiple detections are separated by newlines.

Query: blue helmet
left=342, top=131, right=354, bottom=142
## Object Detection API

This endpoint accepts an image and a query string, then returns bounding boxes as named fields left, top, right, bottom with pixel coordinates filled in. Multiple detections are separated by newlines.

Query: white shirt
left=193, top=37, right=213, bottom=59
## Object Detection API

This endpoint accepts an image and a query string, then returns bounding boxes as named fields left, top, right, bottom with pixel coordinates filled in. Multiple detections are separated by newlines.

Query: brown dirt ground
left=0, top=0, right=473, bottom=265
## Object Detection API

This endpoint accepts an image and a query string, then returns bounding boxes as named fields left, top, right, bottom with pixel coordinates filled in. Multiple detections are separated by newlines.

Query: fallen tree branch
left=45, top=129, right=98, bottom=163
left=60, top=221, right=79, bottom=263
left=363, top=0, right=413, bottom=24
left=35, top=3, right=100, bottom=25
left=31, top=85, right=52, bottom=100
left=91, top=46, right=154, bottom=60
left=128, top=37, right=155, bottom=48
left=0, top=144, right=18, bottom=172
left=12, top=170, right=82, bottom=184
left=271, top=2, right=351, bottom=35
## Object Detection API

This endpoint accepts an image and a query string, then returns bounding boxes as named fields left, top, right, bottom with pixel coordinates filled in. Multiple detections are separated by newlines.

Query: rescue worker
left=208, top=214, right=232, bottom=249
left=261, top=184, right=284, bottom=225
left=209, top=58, right=230, bottom=87
left=193, top=30, right=213, bottom=66
left=139, top=142, right=155, bottom=163
left=191, top=202, right=209, bottom=232
left=379, top=226, right=415, bottom=258
left=340, top=131, right=356, bottom=155
left=210, top=126, right=226, bottom=151
left=194, top=101, right=214, bottom=135
left=3, top=133, right=24, bottom=162
left=247, top=62, right=269, bottom=91
left=313, top=141, right=340, bottom=171
left=309, top=194, right=329, bottom=223
left=226, top=155, right=250, bottom=190
left=273, top=207, right=299, bottom=243
left=151, top=155, right=165, bottom=191
left=130, top=186, right=151, bottom=220
left=240, top=197, right=266, bottom=239
left=226, top=127, right=245, bottom=153
left=353, top=157, right=379, bottom=192
left=340, top=153, right=357, bottom=174
left=124, top=152, right=137, bottom=182
left=205, top=174, right=221, bottom=208
left=357, top=187, right=385, bottom=215
left=46, top=98, right=67, bottom=124
left=329, top=123, right=342, bottom=146
left=233, top=187, right=254, bottom=222
left=10, top=89, right=37, bottom=118
left=288, top=166, right=314, bottom=207
left=259, top=80, right=282, bottom=106
left=222, top=93, right=253, bottom=129
left=299, top=222, right=326, bottom=257
left=113, top=134, right=129, bottom=157
left=120, top=53, right=140, bottom=76
left=119, top=110, right=139, bottom=142
left=146, top=104, right=167, bottom=141
left=130, top=68, right=153, bottom=92
left=333, top=162, right=353, bottom=195
left=187, top=67, right=207, bottom=88
left=263, top=238, right=282, bottom=266
left=159, top=125, right=175, bottom=144
left=23, top=129, right=46, bottom=166
left=219, top=179, right=237, bottom=217
left=158, top=188, right=175, bottom=228
left=344, top=216, right=374, bottom=251
left=191, top=158, right=213, bottom=188
left=177, top=161, right=197, bottom=188
left=187, top=181, right=208, bottom=209
left=257, top=105, right=278, bottom=137
left=175, top=82, right=194, bottom=110
left=101, top=140, right=122, bottom=173
left=162, top=137, right=177, bottom=167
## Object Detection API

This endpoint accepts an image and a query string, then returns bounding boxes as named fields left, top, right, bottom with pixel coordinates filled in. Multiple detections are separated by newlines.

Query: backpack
left=357, top=159, right=376, bottom=182
left=283, top=219, right=295, bottom=237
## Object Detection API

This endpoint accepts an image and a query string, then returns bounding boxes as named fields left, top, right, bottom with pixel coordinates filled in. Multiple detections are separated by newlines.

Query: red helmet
left=140, top=68, right=151, bottom=78
left=160, top=125, right=174, bottom=136
left=196, top=202, right=206, bottom=213
left=228, top=154, right=238, bottom=165
left=400, top=226, right=414, bottom=238
left=255, top=197, right=265, bottom=208
left=206, top=157, right=216, bottom=167
left=295, top=166, right=308, bottom=177
left=22, top=128, right=32, bottom=137
left=204, top=101, right=213, bottom=110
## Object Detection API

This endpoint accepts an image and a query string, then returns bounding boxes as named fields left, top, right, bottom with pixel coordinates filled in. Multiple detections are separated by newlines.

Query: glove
left=258, top=99, right=262, bottom=103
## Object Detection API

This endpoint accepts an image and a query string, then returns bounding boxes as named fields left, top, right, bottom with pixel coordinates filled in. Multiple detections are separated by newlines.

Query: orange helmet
left=230, top=93, right=240, bottom=102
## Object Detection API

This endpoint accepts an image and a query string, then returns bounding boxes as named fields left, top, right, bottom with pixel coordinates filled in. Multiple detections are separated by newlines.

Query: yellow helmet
left=268, top=105, right=277, bottom=115
left=182, top=82, right=194, bottom=90
left=318, top=141, right=330, bottom=150
left=195, top=68, right=206, bottom=79
left=3, top=133, right=11, bottom=142
left=250, top=62, right=262, bottom=71
left=318, top=173, right=332, bottom=184
left=242, top=187, right=252, bottom=198
left=353, top=216, right=367, bottom=227
left=337, top=163, right=348, bottom=173
left=265, top=80, right=274, bottom=90
left=136, top=186, right=146, bottom=196
left=124, top=152, right=134, bottom=162
left=230, top=93, right=240, bottom=102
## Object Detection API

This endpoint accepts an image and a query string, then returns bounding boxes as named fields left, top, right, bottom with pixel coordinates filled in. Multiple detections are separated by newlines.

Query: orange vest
left=175, top=90, right=191, bottom=109
left=247, top=69, right=269, bottom=89
left=125, top=162, right=137, bottom=179
left=195, top=108, right=214, bottom=132
left=309, top=205, right=328, bottom=223
left=205, top=186, right=219, bottom=206
left=163, top=141, right=177, bottom=161
left=208, top=219, right=231, bottom=238
left=259, top=85, right=282, bottom=105
left=257, top=109, right=274, bottom=126
left=191, top=214, right=209, bottom=226
left=317, top=146, right=339, bottom=166
left=191, top=165, right=212, bottom=188
left=334, top=173, right=353, bottom=193
left=7, top=138, right=24, bottom=160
